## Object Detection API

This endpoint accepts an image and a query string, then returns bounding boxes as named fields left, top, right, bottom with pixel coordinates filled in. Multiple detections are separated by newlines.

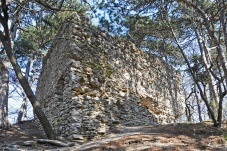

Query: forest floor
left=1, top=120, right=227, bottom=150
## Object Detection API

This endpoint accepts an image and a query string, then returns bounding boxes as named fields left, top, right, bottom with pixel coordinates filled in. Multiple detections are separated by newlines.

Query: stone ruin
left=35, top=13, right=185, bottom=141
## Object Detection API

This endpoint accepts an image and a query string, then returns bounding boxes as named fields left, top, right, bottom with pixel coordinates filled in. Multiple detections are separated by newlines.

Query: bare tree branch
left=35, top=0, right=64, bottom=11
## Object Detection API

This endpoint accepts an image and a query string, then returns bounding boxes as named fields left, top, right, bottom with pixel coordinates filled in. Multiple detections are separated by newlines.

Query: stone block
left=72, top=134, right=84, bottom=140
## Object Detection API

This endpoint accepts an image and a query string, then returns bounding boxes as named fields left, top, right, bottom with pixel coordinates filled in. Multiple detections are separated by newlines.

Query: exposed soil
left=1, top=121, right=227, bottom=150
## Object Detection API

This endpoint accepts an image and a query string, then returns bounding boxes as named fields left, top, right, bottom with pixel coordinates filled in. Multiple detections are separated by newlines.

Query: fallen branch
left=35, top=139, right=75, bottom=147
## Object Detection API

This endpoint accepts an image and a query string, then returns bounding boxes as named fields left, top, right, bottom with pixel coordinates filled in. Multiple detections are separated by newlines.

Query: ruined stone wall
left=35, top=13, right=185, bottom=140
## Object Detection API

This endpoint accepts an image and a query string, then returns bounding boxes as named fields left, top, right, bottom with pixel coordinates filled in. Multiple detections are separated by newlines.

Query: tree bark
left=217, top=92, right=225, bottom=127
left=184, top=89, right=193, bottom=122
left=194, top=86, right=202, bottom=122
left=0, top=58, right=10, bottom=128
left=17, top=96, right=27, bottom=123
left=218, top=0, right=227, bottom=59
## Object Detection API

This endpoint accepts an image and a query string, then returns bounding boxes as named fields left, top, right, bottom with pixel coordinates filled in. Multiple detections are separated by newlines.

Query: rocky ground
left=1, top=120, right=227, bottom=151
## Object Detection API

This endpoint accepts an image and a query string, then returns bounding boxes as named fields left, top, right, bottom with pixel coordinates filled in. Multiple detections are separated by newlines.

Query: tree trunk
left=218, top=0, right=227, bottom=61
left=217, top=95, right=224, bottom=127
left=2, top=39, right=56, bottom=140
left=17, top=96, right=27, bottom=123
left=185, top=104, right=192, bottom=122
left=194, top=87, right=202, bottom=122
left=184, top=87, right=193, bottom=122
left=0, top=5, right=55, bottom=138
left=0, top=58, right=10, bottom=128
left=17, top=55, right=34, bottom=123
left=3, top=41, right=56, bottom=139
left=216, top=82, right=226, bottom=127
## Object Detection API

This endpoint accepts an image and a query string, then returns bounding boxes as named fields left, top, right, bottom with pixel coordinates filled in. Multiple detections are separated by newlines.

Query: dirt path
left=1, top=121, right=227, bottom=150
left=75, top=123, right=227, bottom=151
